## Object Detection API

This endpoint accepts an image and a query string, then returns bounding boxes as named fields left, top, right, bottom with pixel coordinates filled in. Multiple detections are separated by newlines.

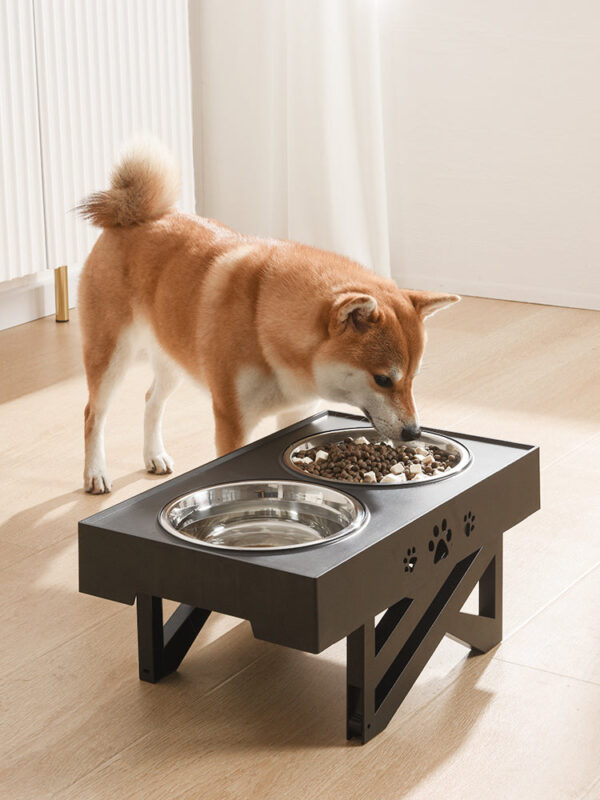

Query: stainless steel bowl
left=158, top=480, right=367, bottom=551
left=283, top=428, right=472, bottom=487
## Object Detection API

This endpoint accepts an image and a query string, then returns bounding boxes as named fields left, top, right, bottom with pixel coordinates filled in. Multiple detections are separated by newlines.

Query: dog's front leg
left=210, top=366, right=285, bottom=456
left=213, top=407, right=245, bottom=456
left=211, top=379, right=247, bottom=457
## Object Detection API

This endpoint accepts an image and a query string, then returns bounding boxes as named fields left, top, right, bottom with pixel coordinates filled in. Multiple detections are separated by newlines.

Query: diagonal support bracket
left=347, top=537, right=502, bottom=743
left=136, top=595, right=211, bottom=683
left=446, top=538, right=502, bottom=652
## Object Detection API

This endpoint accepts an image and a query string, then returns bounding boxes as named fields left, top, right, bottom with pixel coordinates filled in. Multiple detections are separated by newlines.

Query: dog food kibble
left=292, top=436, right=457, bottom=484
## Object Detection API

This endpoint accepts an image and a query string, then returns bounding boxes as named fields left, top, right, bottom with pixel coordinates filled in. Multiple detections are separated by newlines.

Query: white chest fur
left=236, top=366, right=316, bottom=430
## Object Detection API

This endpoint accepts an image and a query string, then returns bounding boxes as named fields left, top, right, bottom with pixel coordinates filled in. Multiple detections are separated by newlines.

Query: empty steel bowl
left=158, top=480, right=367, bottom=552
left=283, top=428, right=472, bottom=486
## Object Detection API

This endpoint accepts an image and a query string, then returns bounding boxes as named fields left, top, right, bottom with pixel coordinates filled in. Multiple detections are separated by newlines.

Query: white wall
left=190, top=0, right=600, bottom=310
left=380, top=0, right=600, bottom=309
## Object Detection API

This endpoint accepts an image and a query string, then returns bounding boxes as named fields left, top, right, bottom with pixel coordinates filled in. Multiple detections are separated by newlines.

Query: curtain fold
left=194, top=0, right=390, bottom=276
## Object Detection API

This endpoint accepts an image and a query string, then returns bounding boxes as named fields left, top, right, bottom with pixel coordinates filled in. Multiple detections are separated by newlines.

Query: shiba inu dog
left=78, top=140, right=459, bottom=493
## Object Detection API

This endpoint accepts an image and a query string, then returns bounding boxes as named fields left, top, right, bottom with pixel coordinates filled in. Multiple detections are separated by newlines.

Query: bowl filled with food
left=283, top=428, right=471, bottom=487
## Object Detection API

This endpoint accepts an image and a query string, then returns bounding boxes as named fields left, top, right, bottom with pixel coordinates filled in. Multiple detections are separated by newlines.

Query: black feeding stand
left=79, top=412, right=540, bottom=743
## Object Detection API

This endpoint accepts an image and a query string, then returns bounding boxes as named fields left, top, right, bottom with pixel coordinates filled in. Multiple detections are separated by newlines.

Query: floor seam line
left=541, top=430, right=600, bottom=471
left=55, top=650, right=270, bottom=795
left=577, top=772, right=600, bottom=800
left=502, top=561, right=600, bottom=642
left=203, top=651, right=268, bottom=698
left=493, top=656, right=600, bottom=688
left=50, top=730, right=155, bottom=798
left=0, top=606, right=126, bottom=685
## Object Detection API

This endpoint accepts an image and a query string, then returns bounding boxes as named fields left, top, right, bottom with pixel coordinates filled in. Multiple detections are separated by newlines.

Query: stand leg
left=136, top=595, right=211, bottom=683
left=347, top=538, right=503, bottom=743
left=346, top=623, right=374, bottom=740
left=447, top=537, right=502, bottom=652
left=54, top=265, right=69, bottom=322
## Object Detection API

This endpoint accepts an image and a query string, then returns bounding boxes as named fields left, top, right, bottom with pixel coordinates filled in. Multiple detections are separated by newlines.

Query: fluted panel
left=33, top=0, right=195, bottom=269
left=0, top=0, right=47, bottom=279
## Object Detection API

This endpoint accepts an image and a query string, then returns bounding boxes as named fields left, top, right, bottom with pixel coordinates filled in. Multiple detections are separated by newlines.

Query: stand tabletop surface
left=79, top=411, right=538, bottom=580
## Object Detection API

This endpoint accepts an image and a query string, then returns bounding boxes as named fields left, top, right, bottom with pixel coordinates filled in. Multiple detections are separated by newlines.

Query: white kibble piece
left=410, top=473, right=425, bottom=481
left=363, top=471, right=377, bottom=483
left=380, top=473, right=401, bottom=484
left=416, top=447, right=428, bottom=455
left=390, top=462, right=405, bottom=475
left=354, top=436, right=369, bottom=445
left=381, top=472, right=407, bottom=484
left=300, top=457, right=313, bottom=464
left=315, top=450, right=329, bottom=461
left=414, top=454, right=425, bottom=461
left=408, top=463, right=422, bottom=475
left=422, top=454, right=434, bottom=465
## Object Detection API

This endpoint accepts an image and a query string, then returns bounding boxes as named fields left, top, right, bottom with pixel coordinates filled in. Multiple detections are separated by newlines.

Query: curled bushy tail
left=78, top=137, right=180, bottom=227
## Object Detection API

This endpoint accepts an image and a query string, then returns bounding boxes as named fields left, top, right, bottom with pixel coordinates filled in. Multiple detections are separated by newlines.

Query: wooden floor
left=0, top=298, right=599, bottom=800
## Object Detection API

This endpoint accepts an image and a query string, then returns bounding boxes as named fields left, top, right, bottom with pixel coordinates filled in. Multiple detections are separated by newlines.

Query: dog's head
left=314, top=288, right=460, bottom=442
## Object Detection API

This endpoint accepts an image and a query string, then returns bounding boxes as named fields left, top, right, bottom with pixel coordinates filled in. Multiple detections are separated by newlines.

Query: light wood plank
left=53, top=652, right=600, bottom=800
left=0, top=618, right=265, bottom=800
left=324, top=659, right=600, bottom=800
left=498, top=566, right=600, bottom=684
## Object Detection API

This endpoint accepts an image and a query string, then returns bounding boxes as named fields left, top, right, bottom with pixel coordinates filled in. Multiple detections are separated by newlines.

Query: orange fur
left=78, top=140, right=459, bottom=493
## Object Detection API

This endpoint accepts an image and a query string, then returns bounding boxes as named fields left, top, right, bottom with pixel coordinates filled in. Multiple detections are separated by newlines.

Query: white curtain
left=0, top=0, right=195, bottom=281
left=34, top=0, right=195, bottom=270
left=191, top=0, right=390, bottom=276
left=0, top=0, right=47, bottom=280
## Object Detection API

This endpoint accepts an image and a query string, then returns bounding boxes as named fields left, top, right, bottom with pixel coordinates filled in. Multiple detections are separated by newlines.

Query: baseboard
left=0, top=265, right=83, bottom=331
left=393, top=273, right=600, bottom=312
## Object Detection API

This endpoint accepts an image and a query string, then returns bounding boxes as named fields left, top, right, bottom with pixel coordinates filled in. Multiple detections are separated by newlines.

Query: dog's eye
left=373, top=374, right=393, bottom=388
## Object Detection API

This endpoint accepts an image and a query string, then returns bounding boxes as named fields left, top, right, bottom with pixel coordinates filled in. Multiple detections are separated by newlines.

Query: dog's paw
left=145, top=452, right=174, bottom=475
left=84, top=470, right=112, bottom=494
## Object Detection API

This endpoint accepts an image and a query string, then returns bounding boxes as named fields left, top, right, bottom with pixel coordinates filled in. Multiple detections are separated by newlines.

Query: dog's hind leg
left=83, top=329, right=134, bottom=494
left=144, top=350, right=181, bottom=474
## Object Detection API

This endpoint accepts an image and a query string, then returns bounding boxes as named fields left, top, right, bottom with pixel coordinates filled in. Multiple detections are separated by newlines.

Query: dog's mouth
left=361, top=408, right=374, bottom=426
left=360, top=408, right=402, bottom=446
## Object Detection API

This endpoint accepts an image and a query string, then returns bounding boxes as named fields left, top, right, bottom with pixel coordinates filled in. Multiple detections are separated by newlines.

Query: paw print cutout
left=403, top=546, right=417, bottom=573
left=464, top=511, right=476, bottom=537
left=428, top=518, right=452, bottom=564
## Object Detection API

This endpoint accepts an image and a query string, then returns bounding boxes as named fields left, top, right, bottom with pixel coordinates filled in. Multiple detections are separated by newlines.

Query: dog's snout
left=401, top=425, right=421, bottom=442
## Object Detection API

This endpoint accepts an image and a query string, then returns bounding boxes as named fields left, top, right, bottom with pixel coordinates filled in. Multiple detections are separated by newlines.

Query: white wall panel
left=0, top=0, right=47, bottom=280
left=380, top=0, right=600, bottom=310
left=34, top=0, right=195, bottom=269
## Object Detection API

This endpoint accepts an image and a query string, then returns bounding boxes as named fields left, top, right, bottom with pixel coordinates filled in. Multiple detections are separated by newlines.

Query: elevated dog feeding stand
left=79, top=412, right=539, bottom=743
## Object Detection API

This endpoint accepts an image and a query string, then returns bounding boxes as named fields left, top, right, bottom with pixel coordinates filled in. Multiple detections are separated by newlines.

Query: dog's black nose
left=401, top=425, right=421, bottom=441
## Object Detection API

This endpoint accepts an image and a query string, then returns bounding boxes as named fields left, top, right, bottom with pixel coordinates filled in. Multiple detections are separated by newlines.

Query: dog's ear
left=329, top=293, right=380, bottom=335
left=408, top=291, right=460, bottom=320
